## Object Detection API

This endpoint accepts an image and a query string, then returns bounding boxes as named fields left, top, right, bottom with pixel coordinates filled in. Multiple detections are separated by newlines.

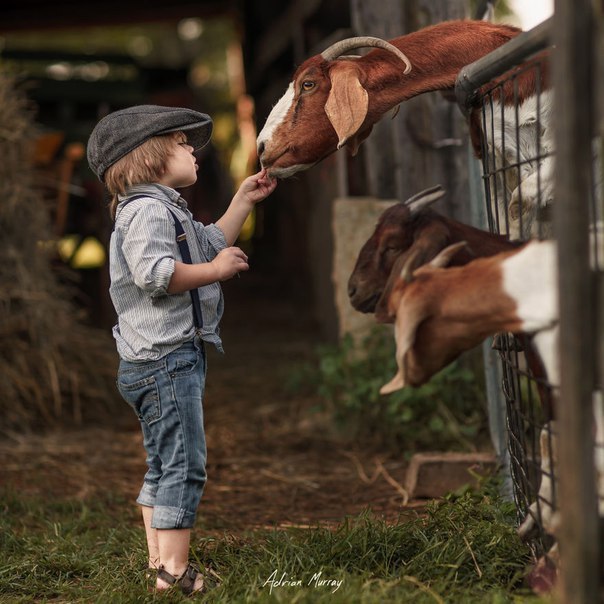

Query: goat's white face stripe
left=257, top=83, right=295, bottom=147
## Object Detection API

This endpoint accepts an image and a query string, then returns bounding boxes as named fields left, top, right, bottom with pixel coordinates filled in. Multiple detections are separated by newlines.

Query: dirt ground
left=0, top=273, right=422, bottom=533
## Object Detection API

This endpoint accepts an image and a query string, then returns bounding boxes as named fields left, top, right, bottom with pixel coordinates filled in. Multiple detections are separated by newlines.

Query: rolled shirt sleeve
left=193, top=222, right=227, bottom=261
left=122, top=204, right=176, bottom=297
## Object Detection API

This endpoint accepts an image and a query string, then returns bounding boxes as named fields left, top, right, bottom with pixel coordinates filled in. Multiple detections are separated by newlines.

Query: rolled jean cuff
left=136, top=482, right=157, bottom=508
left=151, top=505, right=197, bottom=529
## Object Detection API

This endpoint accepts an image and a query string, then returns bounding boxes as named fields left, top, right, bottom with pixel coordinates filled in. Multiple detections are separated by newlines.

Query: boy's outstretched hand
left=237, top=168, right=277, bottom=205
left=217, top=168, right=278, bottom=247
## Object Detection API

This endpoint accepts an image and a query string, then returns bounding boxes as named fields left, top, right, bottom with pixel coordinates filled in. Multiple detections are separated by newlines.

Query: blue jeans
left=116, top=339, right=207, bottom=529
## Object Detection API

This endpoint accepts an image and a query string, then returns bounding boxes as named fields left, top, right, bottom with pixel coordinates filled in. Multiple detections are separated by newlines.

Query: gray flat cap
left=87, top=104, right=213, bottom=180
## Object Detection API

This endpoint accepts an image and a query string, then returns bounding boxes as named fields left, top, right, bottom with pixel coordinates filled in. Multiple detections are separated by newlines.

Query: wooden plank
left=0, top=1, right=233, bottom=32
left=404, top=0, right=468, bottom=221
left=349, top=0, right=403, bottom=199
left=553, top=0, right=600, bottom=601
left=597, top=0, right=604, bottom=393
left=252, top=0, right=323, bottom=75
left=350, top=0, right=469, bottom=220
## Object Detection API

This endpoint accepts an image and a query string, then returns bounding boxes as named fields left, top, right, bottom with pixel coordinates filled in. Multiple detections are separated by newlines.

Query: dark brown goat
left=348, top=185, right=522, bottom=323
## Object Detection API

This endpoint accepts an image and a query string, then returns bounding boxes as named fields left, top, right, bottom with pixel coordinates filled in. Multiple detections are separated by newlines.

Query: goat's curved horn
left=400, top=248, right=422, bottom=284
left=404, top=185, right=446, bottom=215
left=429, top=241, right=468, bottom=268
left=321, top=37, right=412, bottom=74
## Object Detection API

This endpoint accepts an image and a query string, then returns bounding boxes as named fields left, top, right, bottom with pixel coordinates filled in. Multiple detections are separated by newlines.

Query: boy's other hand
left=212, top=247, right=249, bottom=281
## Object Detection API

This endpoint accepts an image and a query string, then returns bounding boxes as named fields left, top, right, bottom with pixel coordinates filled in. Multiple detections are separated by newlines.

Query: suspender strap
left=117, top=195, right=203, bottom=330
left=165, top=207, right=204, bottom=330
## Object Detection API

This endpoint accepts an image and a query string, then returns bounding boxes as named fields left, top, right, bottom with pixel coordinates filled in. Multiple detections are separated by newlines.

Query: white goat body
left=484, top=91, right=556, bottom=240
left=484, top=90, right=603, bottom=241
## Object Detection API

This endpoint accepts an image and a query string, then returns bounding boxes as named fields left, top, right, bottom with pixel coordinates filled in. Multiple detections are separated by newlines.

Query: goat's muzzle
left=350, top=291, right=381, bottom=313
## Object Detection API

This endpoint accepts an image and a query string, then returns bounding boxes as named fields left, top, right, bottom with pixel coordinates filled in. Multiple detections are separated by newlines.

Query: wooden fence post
left=553, top=0, right=600, bottom=601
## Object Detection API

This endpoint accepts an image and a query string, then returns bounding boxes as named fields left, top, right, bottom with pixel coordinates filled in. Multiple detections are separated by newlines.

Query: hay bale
left=0, top=72, right=121, bottom=433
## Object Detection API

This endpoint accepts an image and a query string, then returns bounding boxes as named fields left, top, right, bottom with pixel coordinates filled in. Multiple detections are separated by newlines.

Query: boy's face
left=158, top=133, right=199, bottom=189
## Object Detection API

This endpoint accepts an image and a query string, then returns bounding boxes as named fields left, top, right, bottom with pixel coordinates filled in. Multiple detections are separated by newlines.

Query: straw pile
left=0, top=72, right=121, bottom=433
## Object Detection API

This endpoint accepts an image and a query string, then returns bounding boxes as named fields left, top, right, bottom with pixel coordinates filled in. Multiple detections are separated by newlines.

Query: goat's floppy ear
left=347, top=125, right=373, bottom=156
left=380, top=372, right=405, bottom=395
left=325, top=63, right=368, bottom=150
left=380, top=294, right=428, bottom=394
left=428, top=241, right=468, bottom=268
left=404, top=185, right=446, bottom=215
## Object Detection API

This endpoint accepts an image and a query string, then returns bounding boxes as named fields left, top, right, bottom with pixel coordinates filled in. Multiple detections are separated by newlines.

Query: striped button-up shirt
left=110, top=183, right=227, bottom=361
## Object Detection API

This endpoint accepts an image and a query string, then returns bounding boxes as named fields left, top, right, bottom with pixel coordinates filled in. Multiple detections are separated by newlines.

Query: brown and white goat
left=257, top=20, right=531, bottom=176
left=257, top=20, right=553, bottom=237
left=379, top=240, right=555, bottom=392
left=380, top=240, right=604, bottom=549
left=347, top=184, right=522, bottom=322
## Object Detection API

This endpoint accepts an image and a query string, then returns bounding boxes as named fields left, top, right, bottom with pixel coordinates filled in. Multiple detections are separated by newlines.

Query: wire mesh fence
left=476, top=48, right=556, bottom=559
left=456, top=16, right=603, bottom=572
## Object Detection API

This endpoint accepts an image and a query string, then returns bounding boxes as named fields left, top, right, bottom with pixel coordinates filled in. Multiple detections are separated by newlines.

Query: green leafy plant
left=288, top=329, right=489, bottom=452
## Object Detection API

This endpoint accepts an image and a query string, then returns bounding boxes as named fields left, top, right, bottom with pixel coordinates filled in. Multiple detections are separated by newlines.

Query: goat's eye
left=301, top=80, right=315, bottom=92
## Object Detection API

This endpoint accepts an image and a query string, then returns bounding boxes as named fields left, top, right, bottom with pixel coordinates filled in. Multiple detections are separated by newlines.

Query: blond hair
left=104, top=132, right=181, bottom=219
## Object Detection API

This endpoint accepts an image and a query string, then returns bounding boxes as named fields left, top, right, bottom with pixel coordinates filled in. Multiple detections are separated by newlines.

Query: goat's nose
left=348, top=283, right=357, bottom=298
left=257, top=141, right=265, bottom=157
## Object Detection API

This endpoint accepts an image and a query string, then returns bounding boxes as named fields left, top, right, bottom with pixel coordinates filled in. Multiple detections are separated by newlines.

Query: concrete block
left=331, top=197, right=398, bottom=345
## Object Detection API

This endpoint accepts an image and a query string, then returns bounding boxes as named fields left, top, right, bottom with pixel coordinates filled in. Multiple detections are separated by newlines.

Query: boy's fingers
left=258, top=176, right=276, bottom=189
left=231, top=247, right=248, bottom=261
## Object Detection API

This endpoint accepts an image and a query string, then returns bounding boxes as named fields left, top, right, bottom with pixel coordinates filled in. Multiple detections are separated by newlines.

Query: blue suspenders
left=167, top=208, right=204, bottom=330
left=117, top=195, right=203, bottom=330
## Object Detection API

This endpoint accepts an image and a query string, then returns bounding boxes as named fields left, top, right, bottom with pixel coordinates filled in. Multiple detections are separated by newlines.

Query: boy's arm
left=216, top=169, right=277, bottom=245
left=167, top=247, right=249, bottom=293
left=169, top=169, right=276, bottom=293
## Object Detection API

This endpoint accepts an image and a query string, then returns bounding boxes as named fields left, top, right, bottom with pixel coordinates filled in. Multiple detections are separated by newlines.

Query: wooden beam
left=553, top=0, right=600, bottom=601
left=0, top=1, right=236, bottom=33
left=349, top=0, right=404, bottom=199
left=251, top=0, right=322, bottom=78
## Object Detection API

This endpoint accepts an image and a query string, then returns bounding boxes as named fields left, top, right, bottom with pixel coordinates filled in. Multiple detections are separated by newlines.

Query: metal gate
left=455, top=8, right=603, bottom=601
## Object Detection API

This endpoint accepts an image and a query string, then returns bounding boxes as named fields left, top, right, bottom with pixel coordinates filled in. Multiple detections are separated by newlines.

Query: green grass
left=0, top=485, right=550, bottom=603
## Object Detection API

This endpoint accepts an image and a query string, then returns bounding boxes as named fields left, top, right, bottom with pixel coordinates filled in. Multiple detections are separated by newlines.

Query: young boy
left=87, top=105, right=277, bottom=594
